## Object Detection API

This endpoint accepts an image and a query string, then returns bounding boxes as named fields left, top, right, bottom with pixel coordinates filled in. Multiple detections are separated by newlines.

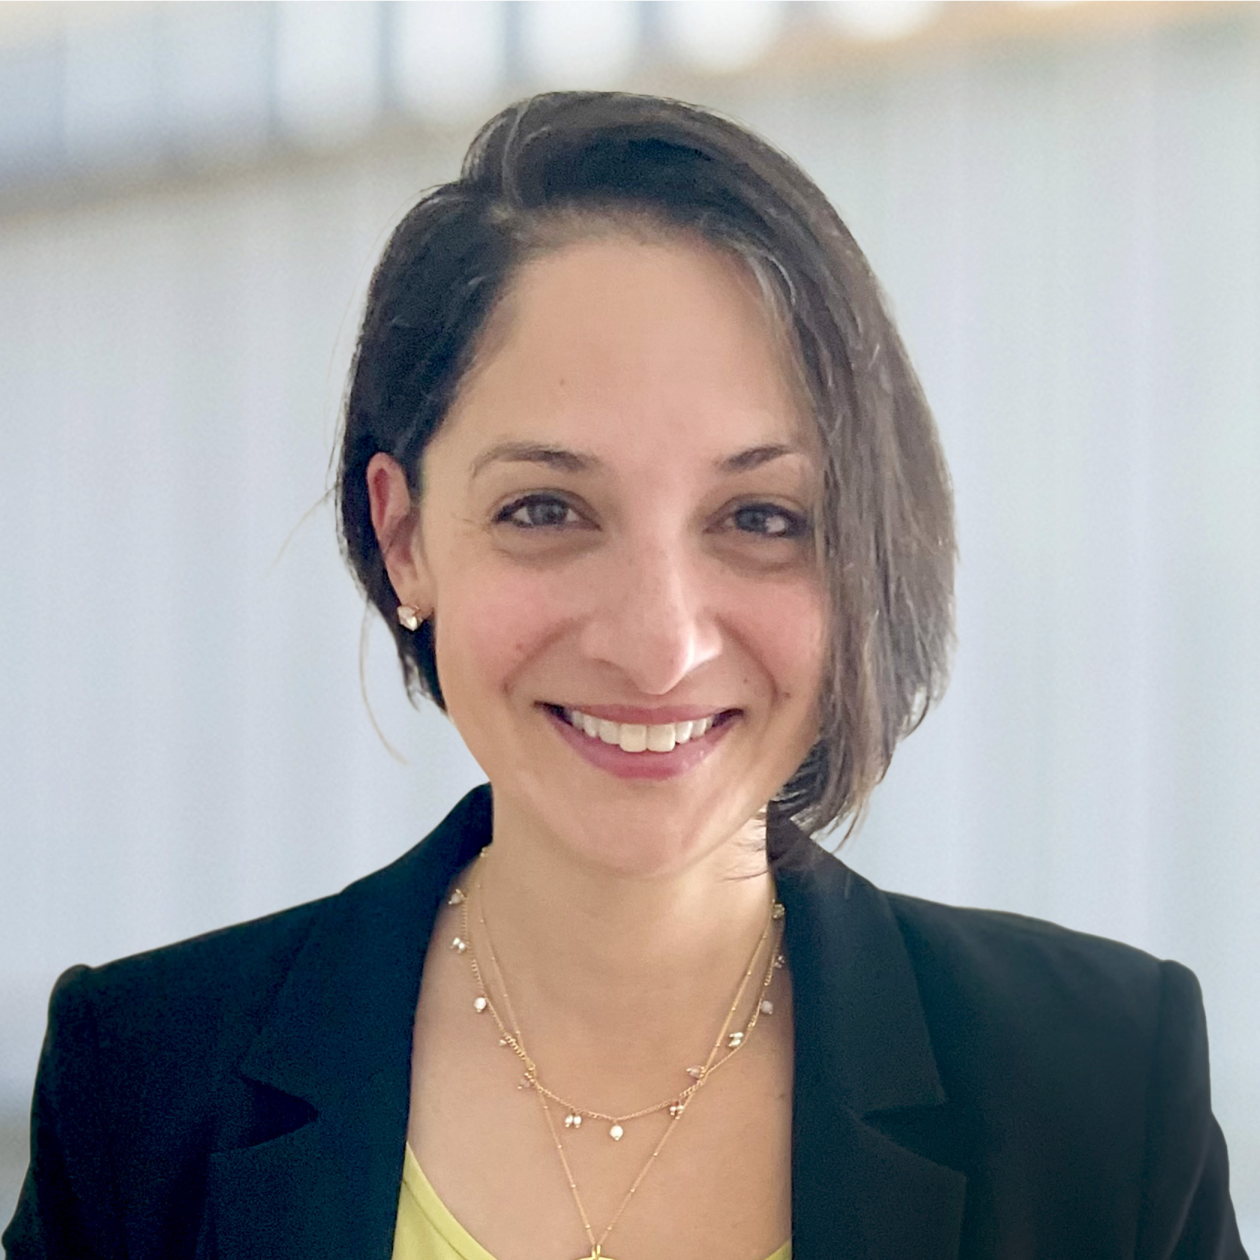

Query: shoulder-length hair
left=338, top=91, right=955, bottom=862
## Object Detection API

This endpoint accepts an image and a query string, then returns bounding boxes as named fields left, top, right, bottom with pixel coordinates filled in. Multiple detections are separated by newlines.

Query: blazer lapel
left=196, top=787, right=494, bottom=1260
left=779, top=849, right=967, bottom=1260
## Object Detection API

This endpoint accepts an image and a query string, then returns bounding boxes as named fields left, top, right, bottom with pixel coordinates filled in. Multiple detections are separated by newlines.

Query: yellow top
left=392, top=1143, right=791, bottom=1260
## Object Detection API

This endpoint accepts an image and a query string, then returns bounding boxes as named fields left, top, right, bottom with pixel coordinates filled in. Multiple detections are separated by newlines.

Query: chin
left=539, top=791, right=766, bottom=881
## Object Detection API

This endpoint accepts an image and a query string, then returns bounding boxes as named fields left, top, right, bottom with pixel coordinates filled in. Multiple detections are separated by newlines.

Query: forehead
left=436, top=232, right=812, bottom=470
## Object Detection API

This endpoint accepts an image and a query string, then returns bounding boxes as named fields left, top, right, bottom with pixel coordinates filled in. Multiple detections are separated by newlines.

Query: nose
left=578, top=538, right=723, bottom=696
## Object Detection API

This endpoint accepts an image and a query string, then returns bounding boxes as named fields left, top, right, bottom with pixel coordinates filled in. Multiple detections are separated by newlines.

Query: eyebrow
left=469, top=441, right=601, bottom=480
left=717, top=443, right=802, bottom=474
left=470, top=439, right=804, bottom=480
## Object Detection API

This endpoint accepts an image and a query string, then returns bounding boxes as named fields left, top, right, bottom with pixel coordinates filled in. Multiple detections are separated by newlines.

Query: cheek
left=433, top=566, right=573, bottom=698
left=730, top=578, right=827, bottom=706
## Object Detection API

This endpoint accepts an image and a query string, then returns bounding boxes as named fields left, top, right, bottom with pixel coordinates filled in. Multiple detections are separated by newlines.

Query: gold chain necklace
left=464, top=871, right=783, bottom=1136
left=444, top=855, right=785, bottom=1259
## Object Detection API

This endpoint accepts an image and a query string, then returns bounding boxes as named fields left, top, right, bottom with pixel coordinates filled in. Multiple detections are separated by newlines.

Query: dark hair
left=337, top=91, right=955, bottom=859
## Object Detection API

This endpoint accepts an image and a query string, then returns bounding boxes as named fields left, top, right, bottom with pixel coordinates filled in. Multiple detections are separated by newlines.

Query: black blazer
left=4, top=786, right=1247, bottom=1259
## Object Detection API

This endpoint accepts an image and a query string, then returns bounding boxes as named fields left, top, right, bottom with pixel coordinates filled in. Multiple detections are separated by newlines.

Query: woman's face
left=398, top=233, right=826, bottom=878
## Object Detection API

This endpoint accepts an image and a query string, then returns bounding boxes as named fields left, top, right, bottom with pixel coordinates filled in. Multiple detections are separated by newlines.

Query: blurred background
left=1, top=0, right=1257, bottom=1243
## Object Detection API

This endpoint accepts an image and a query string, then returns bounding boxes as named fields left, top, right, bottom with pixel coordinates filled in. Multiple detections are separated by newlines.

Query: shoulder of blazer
left=780, top=847, right=1169, bottom=1077
left=22, top=786, right=495, bottom=1175
left=875, top=890, right=1247, bottom=1258
left=5, top=900, right=340, bottom=1257
left=55, top=894, right=329, bottom=1084
left=881, top=889, right=1170, bottom=1062
left=869, top=890, right=1197, bottom=1234
left=5, top=786, right=495, bottom=1260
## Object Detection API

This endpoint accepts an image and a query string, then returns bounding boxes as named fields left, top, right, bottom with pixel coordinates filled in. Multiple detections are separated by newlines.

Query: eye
left=729, top=503, right=808, bottom=538
left=494, top=493, right=582, bottom=530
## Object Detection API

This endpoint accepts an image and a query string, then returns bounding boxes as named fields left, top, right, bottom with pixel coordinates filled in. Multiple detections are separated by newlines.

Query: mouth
left=543, top=704, right=740, bottom=757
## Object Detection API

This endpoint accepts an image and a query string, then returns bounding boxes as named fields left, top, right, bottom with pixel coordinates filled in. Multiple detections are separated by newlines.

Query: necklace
left=454, top=862, right=783, bottom=1138
left=445, top=855, right=786, bottom=1259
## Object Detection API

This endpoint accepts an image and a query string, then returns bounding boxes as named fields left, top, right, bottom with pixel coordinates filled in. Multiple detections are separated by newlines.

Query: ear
left=365, top=452, right=434, bottom=618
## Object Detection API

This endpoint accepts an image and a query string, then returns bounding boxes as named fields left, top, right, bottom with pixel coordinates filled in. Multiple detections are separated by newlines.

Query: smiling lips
left=561, top=706, right=723, bottom=754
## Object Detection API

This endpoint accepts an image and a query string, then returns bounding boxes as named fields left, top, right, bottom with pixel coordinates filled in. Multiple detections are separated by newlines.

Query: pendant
left=448, top=888, right=466, bottom=905
left=760, top=999, right=774, bottom=1016
left=608, top=1123, right=624, bottom=1141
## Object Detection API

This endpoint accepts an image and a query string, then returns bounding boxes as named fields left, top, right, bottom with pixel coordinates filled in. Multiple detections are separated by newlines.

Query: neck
left=470, top=804, right=775, bottom=1077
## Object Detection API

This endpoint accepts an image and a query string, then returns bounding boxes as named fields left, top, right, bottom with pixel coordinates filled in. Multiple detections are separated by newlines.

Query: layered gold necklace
left=445, top=853, right=785, bottom=1260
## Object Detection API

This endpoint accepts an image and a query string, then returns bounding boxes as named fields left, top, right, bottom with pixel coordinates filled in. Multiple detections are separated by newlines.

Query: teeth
left=563, top=709, right=719, bottom=753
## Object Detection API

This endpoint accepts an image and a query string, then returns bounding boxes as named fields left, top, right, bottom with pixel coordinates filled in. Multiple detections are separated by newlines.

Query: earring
left=396, top=605, right=422, bottom=632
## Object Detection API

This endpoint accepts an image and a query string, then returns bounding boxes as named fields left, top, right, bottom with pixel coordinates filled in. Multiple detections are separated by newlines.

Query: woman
left=4, top=92, right=1246, bottom=1260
